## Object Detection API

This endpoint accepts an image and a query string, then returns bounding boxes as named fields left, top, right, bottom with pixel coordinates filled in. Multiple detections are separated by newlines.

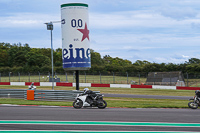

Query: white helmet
left=83, top=88, right=89, bottom=93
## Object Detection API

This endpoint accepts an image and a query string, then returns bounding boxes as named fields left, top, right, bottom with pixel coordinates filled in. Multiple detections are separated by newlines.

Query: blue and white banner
left=61, top=3, right=91, bottom=71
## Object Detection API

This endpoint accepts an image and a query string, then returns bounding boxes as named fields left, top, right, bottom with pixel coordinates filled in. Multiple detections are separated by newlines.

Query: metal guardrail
left=0, top=89, right=100, bottom=101
left=25, top=90, right=82, bottom=101
left=0, top=89, right=26, bottom=99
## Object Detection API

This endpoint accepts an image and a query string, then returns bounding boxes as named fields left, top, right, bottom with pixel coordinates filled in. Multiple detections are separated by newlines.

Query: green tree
left=188, top=58, right=200, bottom=64
left=7, top=43, right=30, bottom=67
left=91, top=49, right=104, bottom=65
left=54, top=48, right=62, bottom=67
left=25, top=51, right=51, bottom=67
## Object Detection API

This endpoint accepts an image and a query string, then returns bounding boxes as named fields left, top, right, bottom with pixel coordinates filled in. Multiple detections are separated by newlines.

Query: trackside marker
left=26, top=90, right=34, bottom=100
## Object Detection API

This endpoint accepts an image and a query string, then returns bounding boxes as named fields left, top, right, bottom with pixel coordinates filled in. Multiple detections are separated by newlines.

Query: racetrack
left=0, top=105, right=200, bottom=132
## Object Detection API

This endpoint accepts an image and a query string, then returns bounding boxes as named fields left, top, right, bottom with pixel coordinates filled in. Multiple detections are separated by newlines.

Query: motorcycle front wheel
left=188, top=102, right=198, bottom=109
left=73, top=100, right=83, bottom=109
left=97, top=100, right=107, bottom=109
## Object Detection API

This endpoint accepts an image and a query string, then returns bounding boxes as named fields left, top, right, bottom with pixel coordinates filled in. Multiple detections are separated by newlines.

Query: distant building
left=146, top=71, right=185, bottom=86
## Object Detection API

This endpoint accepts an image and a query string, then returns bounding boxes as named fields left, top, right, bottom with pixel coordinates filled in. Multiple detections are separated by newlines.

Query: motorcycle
left=188, top=90, right=200, bottom=109
left=28, top=82, right=36, bottom=90
left=73, top=93, right=107, bottom=109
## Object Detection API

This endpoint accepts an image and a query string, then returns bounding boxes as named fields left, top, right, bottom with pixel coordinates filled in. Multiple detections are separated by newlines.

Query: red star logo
left=77, top=23, right=89, bottom=42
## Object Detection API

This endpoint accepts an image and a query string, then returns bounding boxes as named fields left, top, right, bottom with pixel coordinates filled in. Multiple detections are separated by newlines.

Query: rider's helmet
left=195, top=90, right=200, bottom=94
left=31, top=82, right=34, bottom=87
left=83, top=88, right=89, bottom=93
left=195, top=90, right=200, bottom=97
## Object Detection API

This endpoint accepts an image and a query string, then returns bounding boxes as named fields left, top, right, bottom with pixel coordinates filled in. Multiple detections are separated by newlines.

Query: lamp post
left=18, top=72, right=20, bottom=82
left=45, top=22, right=54, bottom=90
left=112, top=71, right=115, bottom=84
left=126, top=72, right=128, bottom=84
left=9, top=72, right=11, bottom=82
left=99, top=71, right=101, bottom=84
left=38, top=71, right=40, bottom=82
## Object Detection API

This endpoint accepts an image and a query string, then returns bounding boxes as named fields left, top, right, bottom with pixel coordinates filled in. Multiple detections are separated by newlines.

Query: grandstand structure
left=146, top=71, right=185, bottom=86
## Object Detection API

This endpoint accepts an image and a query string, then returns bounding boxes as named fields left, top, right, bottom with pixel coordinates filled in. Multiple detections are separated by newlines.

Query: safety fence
left=0, top=89, right=100, bottom=101
left=25, top=90, right=82, bottom=101
left=1, top=72, right=200, bottom=87
left=0, top=89, right=26, bottom=99
left=0, top=72, right=148, bottom=85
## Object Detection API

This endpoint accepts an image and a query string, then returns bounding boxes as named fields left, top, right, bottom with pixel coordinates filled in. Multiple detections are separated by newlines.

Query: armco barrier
left=25, top=82, right=40, bottom=86
left=0, top=82, right=10, bottom=85
left=176, top=86, right=200, bottom=90
left=131, top=85, right=152, bottom=88
left=0, top=89, right=26, bottom=98
left=152, top=85, right=176, bottom=90
left=56, top=82, right=72, bottom=86
left=110, top=84, right=131, bottom=88
left=1, top=82, right=200, bottom=90
left=26, top=90, right=83, bottom=101
left=0, top=89, right=100, bottom=101
left=91, top=83, right=110, bottom=87
left=40, top=82, right=56, bottom=86
left=73, top=83, right=91, bottom=87
left=10, top=82, right=25, bottom=86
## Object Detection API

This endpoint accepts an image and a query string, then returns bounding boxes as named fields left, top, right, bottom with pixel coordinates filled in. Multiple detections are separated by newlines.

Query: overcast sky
left=1, top=0, right=200, bottom=64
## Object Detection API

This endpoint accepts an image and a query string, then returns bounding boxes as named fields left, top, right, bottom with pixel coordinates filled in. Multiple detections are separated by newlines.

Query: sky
left=1, top=0, right=200, bottom=64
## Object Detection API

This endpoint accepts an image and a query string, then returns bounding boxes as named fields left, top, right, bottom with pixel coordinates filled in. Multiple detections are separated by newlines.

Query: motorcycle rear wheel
left=188, top=102, right=198, bottom=109
left=73, top=100, right=83, bottom=109
left=97, top=100, right=107, bottom=109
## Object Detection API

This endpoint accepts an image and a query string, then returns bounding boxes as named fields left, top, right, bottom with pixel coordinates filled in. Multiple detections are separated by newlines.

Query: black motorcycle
left=188, top=90, right=200, bottom=109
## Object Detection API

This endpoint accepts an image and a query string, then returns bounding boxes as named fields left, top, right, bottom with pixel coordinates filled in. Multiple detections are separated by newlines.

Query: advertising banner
left=61, top=3, right=91, bottom=71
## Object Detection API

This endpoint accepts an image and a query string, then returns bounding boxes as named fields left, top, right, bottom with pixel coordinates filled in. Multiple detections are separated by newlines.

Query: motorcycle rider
left=29, top=82, right=35, bottom=90
left=83, top=88, right=97, bottom=105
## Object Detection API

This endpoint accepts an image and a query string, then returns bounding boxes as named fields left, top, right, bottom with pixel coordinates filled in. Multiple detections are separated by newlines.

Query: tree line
left=0, top=42, right=200, bottom=75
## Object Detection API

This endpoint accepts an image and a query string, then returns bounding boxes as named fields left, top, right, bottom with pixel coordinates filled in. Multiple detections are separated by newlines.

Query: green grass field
left=2, top=74, right=200, bottom=87
left=0, top=85, right=194, bottom=108
left=0, top=74, right=146, bottom=84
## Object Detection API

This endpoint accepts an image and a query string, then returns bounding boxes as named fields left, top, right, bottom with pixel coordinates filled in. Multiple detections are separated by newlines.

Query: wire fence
left=0, top=72, right=146, bottom=84
left=0, top=72, right=200, bottom=87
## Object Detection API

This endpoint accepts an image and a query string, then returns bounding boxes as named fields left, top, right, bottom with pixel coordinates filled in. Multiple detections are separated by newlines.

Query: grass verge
left=104, top=97, right=188, bottom=108
left=0, top=85, right=193, bottom=108
left=0, top=98, right=72, bottom=107
left=0, top=97, right=189, bottom=108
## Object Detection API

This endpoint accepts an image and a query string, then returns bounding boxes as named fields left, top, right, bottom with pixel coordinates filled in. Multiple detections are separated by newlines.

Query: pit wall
left=0, top=82, right=199, bottom=90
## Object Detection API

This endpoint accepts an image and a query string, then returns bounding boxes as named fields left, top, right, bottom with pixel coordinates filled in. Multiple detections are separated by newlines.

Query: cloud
left=0, top=12, right=60, bottom=28
left=127, top=49, right=140, bottom=52
left=158, top=6, right=198, bottom=20
left=173, top=54, right=190, bottom=60
left=191, top=22, right=200, bottom=29
left=90, top=10, right=200, bottom=33
left=182, top=55, right=190, bottom=58
left=90, top=11, right=166, bottom=29
left=1, top=0, right=200, bottom=64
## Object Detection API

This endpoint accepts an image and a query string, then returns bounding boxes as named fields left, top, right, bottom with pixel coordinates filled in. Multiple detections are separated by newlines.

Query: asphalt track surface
left=0, top=105, right=200, bottom=132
